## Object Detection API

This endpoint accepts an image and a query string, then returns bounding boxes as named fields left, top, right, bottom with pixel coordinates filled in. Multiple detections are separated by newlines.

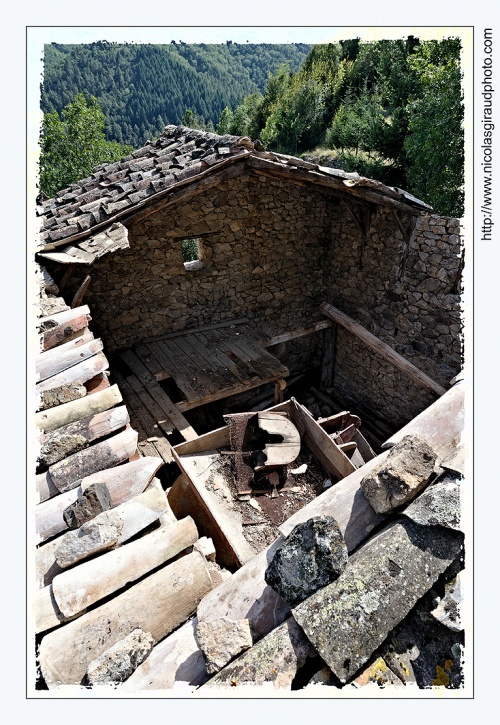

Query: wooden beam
left=141, top=317, right=250, bottom=344
left=260, top=320, right=332, bottom=347
left=320, top=325, right=337, bottom=391
left=320, top=302, right=447, bottom=397
left=246, top=156, right=423, bottom=214
left=71, top=275, right=91, bottom=308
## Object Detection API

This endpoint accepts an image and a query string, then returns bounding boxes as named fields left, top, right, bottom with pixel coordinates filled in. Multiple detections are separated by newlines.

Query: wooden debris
left=255, top=411, right=301, bottom=469
left=35, top=457, right=162, bottom=539
left=54, top=486, right=170, bottom=568
left=71, top=275, right=91, bottom=308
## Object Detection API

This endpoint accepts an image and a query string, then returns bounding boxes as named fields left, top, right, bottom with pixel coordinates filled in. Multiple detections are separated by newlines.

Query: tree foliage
left=404, top=39, right=464, bottom=217
left=42, top=42, right=310, bottom=147
left=39, top=93, right=132, bottom=197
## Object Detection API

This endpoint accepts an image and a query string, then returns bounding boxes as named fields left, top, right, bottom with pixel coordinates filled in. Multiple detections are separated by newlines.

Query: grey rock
left=265, top=516, right=348, bottom=606
left=306, top=665, right=338, bottom=687
left=54, top=512, right=123, bottom=568
left=196, top=617, right=253, bottom=674
left=202, top=617, right=316, bottom=689
left=380, top=600, right=464, bottom=687
left=431, top=571, right=463, bottom=631
left=361, top=434, right=436, bottom=513
left=403, top=475, right=461, bottom=531
left=86, top=629, right=155, bottom=686
left=38, top=433, right=88, bottom=469
left=63, top=482, right=112, bottom=529
left=292, top=518, right=463, bottom=683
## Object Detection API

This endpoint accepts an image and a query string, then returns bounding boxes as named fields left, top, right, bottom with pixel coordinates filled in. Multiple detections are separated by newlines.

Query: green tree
left=404, top=39, right=464, bottom=216
left=39, top=93, right=132, bottom=197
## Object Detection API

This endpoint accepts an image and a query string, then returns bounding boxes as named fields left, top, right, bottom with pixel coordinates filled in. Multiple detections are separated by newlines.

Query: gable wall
left=82, top=173, right=335, bottom=370
left=62, top=173, right=462, bottom=430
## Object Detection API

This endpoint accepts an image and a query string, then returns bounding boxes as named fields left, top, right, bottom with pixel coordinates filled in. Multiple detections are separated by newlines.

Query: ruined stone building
left=33, top=126, right=466, bottom=693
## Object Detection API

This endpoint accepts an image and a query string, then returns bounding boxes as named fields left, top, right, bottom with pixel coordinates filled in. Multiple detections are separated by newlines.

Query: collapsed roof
left=37, top=125, right=431, bottom=264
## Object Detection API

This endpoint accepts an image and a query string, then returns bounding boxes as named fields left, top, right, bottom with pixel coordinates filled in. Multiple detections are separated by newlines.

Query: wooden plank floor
left=117, top=321, right=290, bottom=427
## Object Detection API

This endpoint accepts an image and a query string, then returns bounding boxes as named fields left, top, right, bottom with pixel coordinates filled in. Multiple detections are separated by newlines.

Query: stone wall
left=62, top=173, right=462, bottom=430
left=83, top=173, right=334, bottom=375
left=325, top=207, right=462, bottom=427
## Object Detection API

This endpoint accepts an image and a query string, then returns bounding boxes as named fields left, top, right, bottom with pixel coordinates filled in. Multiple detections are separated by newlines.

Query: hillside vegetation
left=40, top=38, right=463, bottom=216
left=41, top=41, right=310, bottom=147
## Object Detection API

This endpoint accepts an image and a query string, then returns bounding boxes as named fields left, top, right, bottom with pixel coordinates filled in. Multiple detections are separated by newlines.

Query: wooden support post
left=274, top=379, right=286, bottom=404
left=58, top=264, right=75, bottom=291
left=320, top=325, right=337, bottom=391
left=320, top=302, right=446, bottom=397
left=71, top=275, right=91, bottom=308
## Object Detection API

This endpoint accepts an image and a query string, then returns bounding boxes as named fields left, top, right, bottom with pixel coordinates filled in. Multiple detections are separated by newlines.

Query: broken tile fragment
left=360, top=434, right=436, bottom=513
left=292, top=518, right=463, bottom=683
left=265, top=516, right=348, bottom=606
left=196, top=617, right=253, bottom=674
left=430, top=571, right=463, bottom=631
left=202, top=617, right=315, bottom=689
left=403, top=475, right=461, bottom=531
left=63, top=482, right=112, bottom=529
left=86, top=629, right=155, bottom=686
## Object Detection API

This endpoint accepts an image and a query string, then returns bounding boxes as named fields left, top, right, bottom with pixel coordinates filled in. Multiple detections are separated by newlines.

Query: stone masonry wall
left=82, top=174, right=335, bottom=371
left=62, top=173, right=462, bottom=430
left=325, top=207, right=462, bottom=428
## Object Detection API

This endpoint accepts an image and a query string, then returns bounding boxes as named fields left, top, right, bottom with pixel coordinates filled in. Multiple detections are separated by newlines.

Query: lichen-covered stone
left=202, top=617, right=316, bottom=689
left=403, top=475, right=461, bottom=531
left=360, top=435, right=437, bottom=513
left=38, top=433, right=88, bottom=469
left=430, top=571, right=463, bottom=631
left=265, top=516, right=348, bottom=606
left=86, top=629, right=155, bottom=686
left=62, top=482, right=112, bottom=529
left=195, top=617, right=253, bottom=674
left=292, top=518, right=463, bottom=683
left=54, top=512, right=123, bottom=568
left=380, top=600, right=464, bottom=687
left=38, top=383, right=87, bottom=411
left=352, top=657, right=402, bottom=689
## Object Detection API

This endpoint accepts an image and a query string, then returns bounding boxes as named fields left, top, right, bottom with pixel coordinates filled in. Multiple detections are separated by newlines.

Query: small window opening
left=181, top=238, right=204, bottom=271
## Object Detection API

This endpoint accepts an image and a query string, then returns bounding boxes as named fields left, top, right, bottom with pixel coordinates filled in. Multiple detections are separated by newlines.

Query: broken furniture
left=169, top=398, right=364, bottom=571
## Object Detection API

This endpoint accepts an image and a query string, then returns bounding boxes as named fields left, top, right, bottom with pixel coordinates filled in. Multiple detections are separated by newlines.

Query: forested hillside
left=41, top=41, right=310, bottom=147
left=221, top=38, right=464, bottom=216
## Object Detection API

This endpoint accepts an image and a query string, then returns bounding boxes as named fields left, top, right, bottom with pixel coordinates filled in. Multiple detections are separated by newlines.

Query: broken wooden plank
left=39, top=551, right=214, bottom=687
left=48, top=427, right=139, bottom=494
left=133, top=342, right=171, bottom=381
left=113, top=368, right=175, bottom=437
left=320, top=302, right=446, bottom=397
left=256, top=411, right=301, bottom=468
left=291, top=399, right=356, bottom=481
left=260, top=321, right=332, bottom=347
left=35, top=457, right=163, bottom=539
left=36, top=351, right=108, bottom=393
left=52, top=516, right=198, bottom=618
left=35, top=334, right=98, bottom=382
left=119, top=349, right=197, bottom=441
